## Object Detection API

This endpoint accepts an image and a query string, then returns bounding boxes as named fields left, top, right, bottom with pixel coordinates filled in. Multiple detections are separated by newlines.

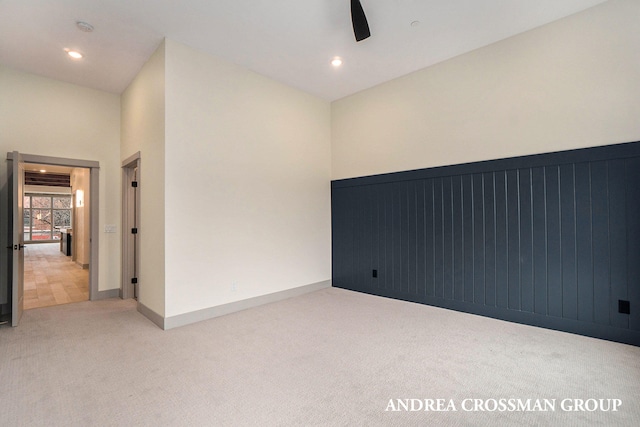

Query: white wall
left=0, top=65, right=121, bottom=303
left=120, top=41, right=166, bottom=316
left=331, top=0, right=640, bottom=179
left=163, top=40, right=331, bottom=317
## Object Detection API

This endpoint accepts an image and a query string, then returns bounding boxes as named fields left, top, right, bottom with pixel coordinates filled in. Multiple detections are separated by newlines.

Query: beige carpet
left=0, top=287, right=638, bottom=426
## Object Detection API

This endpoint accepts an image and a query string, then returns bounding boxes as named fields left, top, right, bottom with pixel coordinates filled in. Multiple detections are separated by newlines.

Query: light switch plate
left=104, top=224, right=117, bottom=233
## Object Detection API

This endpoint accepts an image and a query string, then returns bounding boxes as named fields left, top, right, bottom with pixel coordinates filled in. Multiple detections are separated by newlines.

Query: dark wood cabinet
left=60, top=229, right=72, bottom=256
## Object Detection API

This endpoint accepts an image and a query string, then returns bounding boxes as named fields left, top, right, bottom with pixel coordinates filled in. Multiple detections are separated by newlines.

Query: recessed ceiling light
left=411, top=20, right=420, bottom=27
left=331, top=57, right=343, bottom=67
left=66, top=49, right=83, bottom=59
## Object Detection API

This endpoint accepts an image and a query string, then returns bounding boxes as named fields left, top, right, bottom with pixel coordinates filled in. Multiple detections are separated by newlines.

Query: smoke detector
left=76, top=21, right=94, bottom=32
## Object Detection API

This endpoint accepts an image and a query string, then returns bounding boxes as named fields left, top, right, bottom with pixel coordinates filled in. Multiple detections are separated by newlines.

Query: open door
left=122, top=152, right=140, bottom=300
left=11, top=151, right=25, bottom=326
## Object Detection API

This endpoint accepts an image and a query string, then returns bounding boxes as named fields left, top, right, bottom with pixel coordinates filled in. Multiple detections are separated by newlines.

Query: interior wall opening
left=22, top=163, right=91, bottom=310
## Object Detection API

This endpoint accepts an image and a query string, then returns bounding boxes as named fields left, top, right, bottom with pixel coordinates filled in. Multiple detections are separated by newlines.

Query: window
left=24, top=194, right=72, bottom=241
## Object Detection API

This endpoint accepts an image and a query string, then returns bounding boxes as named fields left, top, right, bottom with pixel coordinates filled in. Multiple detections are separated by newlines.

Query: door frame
left=7, top=152, right=100, bottom=303
left=121, top=152, right=140, bottom=299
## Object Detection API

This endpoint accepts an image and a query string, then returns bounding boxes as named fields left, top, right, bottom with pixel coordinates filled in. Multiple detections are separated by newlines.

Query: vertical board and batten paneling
left=331, top=141, right=640, bottom=346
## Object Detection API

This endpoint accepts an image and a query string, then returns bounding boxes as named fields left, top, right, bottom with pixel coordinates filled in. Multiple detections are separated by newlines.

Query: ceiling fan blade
left=351, top=0, right=371, bottom=42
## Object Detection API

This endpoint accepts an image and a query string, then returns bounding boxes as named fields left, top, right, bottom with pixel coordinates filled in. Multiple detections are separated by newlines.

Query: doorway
left=22, top=164, right=90, bottom=310
left=8, top=152, right=99, bottom=326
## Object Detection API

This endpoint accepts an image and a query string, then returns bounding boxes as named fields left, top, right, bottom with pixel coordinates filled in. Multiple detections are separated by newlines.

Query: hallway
left=24, top=243, right=89, bottom=310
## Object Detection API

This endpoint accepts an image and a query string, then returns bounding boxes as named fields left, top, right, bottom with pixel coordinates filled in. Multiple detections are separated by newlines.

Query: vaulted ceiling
left=0, top=0, right=607, bottom=101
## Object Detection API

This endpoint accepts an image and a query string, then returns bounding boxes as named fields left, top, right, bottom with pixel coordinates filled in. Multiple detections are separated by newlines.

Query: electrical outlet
left=104, top=224, right=117, bottom=233
left=231, top=283, right=238, bottom=292
left=619, top=300, right=630, bottom=314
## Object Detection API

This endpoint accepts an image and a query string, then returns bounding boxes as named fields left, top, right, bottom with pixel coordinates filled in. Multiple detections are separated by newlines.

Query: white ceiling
left=0, top=0, right=608, bottom=101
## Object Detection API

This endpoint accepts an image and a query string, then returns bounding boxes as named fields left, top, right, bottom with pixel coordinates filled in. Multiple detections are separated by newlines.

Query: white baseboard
left=95, top=288, right=120, bottom=300
left=137, top=301, right=165, bottom=329
left=160, top=280, right=331, bottom=330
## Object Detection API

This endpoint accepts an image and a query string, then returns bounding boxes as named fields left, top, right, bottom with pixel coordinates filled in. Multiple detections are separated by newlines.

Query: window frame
left=23, top=193, right=73, bottom=243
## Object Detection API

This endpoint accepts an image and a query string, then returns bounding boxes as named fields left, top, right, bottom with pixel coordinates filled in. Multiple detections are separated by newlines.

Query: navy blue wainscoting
left=331, top=142, right=640, bottom=346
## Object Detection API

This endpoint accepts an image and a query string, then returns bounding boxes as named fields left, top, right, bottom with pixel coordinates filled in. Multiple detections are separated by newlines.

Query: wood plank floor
left=24, top=243, right=89, bottom=310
